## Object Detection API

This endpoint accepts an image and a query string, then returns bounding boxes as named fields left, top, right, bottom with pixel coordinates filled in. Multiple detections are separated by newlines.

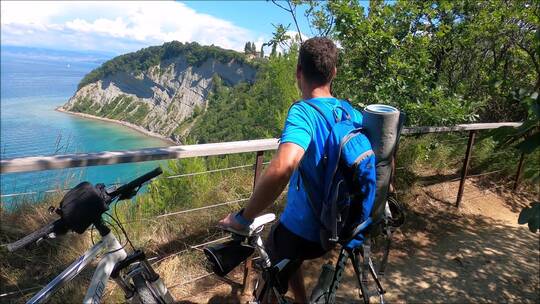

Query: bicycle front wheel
left=133, top=274, right=158, bottom=304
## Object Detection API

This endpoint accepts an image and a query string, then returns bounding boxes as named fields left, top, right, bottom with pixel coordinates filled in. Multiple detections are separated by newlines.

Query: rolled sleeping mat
left=362, top=104, right=405, bottom=222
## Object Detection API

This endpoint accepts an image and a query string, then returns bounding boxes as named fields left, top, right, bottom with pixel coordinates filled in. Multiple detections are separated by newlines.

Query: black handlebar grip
left=7, top=220, right=59, bottom=252
left=109, top=167, right=163, bottom=198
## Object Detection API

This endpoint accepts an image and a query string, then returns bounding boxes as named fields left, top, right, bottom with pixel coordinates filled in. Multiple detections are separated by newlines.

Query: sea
left=0, top=46, right=170, bottom=200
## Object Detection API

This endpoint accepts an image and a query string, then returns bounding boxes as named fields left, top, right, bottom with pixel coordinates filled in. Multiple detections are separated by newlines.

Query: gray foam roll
left=362, top=104, right=404, bottom=221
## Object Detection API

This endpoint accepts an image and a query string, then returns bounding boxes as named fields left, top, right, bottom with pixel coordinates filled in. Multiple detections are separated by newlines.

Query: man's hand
left=217, top=212, right=246, bottom=232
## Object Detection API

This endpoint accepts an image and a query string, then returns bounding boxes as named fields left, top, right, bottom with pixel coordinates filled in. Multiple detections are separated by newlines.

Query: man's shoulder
left=288, top=98, right=363, bottom=125
left=289, top=100, right=317, bottom=113
left=287, top=101, right=320, bottom=122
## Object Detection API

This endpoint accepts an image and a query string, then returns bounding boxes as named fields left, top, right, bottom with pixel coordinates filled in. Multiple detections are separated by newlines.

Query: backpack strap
left=302, top=99, right=353, bottom=125
left=293, top=98, right=354, bottom=229
left=339, top=99, right=356, bottom=120
left=295, top=99, right=335, bottom=221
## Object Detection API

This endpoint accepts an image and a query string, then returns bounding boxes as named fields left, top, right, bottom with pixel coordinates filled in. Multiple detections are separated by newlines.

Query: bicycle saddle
left=218, top=213, right=276, bottom=236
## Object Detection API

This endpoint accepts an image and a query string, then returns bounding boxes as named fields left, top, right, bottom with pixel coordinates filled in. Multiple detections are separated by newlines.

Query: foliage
left=188, top=46, right=300, bottom=143
left=244, top=41, right=258, bottom=55
left=488, top=92, right=540, bottom=181
left=70, top=94, right=150, bottom=125
left=292, top=0, right=538, bottom=126
left=78, top=41, right=252, bottom=89
left=142, top=154, right=257, bottom=216
left=69, top=96, right=96, bottom=113
left=484, top=91, right=539, bottom=231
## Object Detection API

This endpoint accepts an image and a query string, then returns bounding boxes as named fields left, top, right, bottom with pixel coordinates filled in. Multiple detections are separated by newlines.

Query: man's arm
left=218, top=142, right=305, bottom=229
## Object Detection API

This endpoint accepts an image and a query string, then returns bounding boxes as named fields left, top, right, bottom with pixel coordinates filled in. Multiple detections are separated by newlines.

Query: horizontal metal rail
left=0, top=122, right=522, bottom=174
left=1, top=138, right=278, bottom=174
left=400, top=122, right=522, bottom=135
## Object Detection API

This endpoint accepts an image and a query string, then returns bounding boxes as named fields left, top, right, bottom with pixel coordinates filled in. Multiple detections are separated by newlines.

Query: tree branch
left=271, top=0, right=303, bottom=43
left=271, top=0, right=292, bottom=13
left=287, top=0, right=303, bottom=43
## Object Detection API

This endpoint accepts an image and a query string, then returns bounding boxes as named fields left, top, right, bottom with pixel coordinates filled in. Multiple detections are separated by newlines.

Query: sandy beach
left=56, top=107, right=178, bottom=145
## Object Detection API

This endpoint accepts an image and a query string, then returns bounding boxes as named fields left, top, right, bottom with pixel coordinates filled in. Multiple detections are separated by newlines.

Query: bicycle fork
left=350, top=245, right=386, bottom=304
left=322, top=246, right=385, bottom=304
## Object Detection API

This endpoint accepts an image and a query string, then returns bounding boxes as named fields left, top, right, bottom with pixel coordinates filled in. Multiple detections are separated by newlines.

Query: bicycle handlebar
left=6, top=219, right=63, bottom=252
left=108, top=167, right=163, bottom=200
left=6, top=168, right=163, bottom=252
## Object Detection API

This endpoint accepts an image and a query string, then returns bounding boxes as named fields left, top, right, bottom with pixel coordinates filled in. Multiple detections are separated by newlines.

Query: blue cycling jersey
left=279, top=97, right=363, bottom=243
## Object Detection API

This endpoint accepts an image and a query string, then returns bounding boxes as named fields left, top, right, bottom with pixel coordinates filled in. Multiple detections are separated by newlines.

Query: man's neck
left=301, top=85, right=333, bottom=100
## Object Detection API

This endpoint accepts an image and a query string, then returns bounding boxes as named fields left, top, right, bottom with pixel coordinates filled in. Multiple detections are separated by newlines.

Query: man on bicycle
left=219, top=37, right=365, bottom=302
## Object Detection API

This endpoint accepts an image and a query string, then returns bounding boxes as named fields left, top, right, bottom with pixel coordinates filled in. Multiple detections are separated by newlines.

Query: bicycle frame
left=26, top=232, right=126, bottom=304
left=254, top=241, right=385, bottom=304
left=252, top=234, right=289, bottom=304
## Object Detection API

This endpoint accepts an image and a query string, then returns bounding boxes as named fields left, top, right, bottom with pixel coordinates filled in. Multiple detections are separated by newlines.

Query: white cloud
left=1, top=1, right=256, bottom=54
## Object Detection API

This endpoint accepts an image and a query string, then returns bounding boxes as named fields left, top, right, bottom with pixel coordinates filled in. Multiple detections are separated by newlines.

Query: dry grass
left=0, top=165, right=284, bottom=303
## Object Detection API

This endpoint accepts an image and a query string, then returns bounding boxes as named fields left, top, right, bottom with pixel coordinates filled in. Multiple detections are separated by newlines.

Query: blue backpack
left=298, top=99, right=377, bottom=250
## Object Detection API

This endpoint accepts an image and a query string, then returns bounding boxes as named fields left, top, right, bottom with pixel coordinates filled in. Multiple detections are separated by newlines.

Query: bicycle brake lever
left=35, top=232, right=57, bottom=246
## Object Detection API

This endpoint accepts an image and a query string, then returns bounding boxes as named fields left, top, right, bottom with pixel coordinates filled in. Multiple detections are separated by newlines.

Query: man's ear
left=332, top=66, right=337, bottom=78
left=296, top=64, right=302, bottom=80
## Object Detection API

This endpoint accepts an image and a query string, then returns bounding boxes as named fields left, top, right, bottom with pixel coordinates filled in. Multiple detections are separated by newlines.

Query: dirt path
left=174, top=179, right=540, bottom=303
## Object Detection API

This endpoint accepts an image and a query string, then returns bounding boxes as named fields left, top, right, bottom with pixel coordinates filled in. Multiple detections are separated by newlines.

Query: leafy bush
left=326, top=0, right=537, bottom=125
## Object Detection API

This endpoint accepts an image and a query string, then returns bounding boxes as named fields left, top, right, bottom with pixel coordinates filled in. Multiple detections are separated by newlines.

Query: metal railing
left=0, top=121, right=528, bottom=299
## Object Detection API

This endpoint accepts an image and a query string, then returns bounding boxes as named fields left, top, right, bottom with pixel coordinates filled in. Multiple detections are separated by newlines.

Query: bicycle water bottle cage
left=58, top=182, right=109, bottom=234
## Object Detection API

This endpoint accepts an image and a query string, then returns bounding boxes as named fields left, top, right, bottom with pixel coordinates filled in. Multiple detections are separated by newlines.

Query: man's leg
left=289, top=265, right=308, bottom=303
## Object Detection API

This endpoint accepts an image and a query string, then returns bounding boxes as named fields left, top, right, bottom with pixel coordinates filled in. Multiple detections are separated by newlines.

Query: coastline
left=56, top=107, right=178, bottom=145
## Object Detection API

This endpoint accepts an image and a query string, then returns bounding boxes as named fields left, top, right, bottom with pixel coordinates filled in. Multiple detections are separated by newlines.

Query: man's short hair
left=298, top=37, right=338, bottom=86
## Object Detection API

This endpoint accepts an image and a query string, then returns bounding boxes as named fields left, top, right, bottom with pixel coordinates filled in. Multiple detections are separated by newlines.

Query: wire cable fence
left=0, top=162, right=271, bottom=199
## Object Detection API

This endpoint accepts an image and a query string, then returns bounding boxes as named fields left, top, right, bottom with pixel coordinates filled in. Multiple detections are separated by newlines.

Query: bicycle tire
left=133, top=274, right=158, bottom=304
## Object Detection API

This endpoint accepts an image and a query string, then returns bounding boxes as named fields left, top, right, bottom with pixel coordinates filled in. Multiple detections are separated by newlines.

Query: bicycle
left=207, top=196, right=405, bottom=304
left=6, top=167, right=174, bottom=304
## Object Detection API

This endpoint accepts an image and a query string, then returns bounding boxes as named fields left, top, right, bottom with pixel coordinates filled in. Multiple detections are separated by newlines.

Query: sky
left=0, top=1, right=359, bottom=56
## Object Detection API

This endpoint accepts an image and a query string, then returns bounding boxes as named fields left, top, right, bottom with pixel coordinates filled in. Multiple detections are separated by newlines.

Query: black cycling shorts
left=265, top=221, right=327, bottom=293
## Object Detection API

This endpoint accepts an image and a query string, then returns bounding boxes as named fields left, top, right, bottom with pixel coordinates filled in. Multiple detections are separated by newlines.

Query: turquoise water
left=1, top=47, right=169, bottom=197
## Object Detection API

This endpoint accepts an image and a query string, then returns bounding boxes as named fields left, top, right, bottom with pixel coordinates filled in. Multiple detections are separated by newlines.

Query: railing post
left=242, top=151, right=264, bottom=295
left=390, top=142, right=401, bottom=193
left=456, top=130, right=476, bottom=208
left=513, top=152, right=525, bottom=191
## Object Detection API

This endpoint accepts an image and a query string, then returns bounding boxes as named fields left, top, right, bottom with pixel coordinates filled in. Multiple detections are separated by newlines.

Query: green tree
left=188, top=45, right=300, bottom=143
left=293, top=0, right=538, bottom=126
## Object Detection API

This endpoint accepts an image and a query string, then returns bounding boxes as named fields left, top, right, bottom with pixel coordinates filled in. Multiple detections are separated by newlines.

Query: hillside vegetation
left=78, top=41, right=253, bottom=90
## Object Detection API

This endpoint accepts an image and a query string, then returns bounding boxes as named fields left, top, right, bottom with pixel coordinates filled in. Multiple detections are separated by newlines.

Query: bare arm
left=243, top=142, right=305, bottom=220
left=218, top=143, right=305, bottom=228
